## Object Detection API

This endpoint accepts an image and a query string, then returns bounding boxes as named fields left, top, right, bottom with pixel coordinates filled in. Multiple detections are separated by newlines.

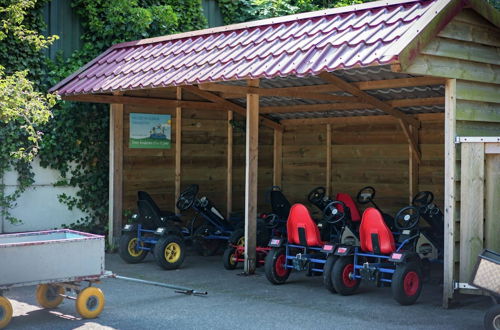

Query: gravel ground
left=3, top=252, right=490, bottom=330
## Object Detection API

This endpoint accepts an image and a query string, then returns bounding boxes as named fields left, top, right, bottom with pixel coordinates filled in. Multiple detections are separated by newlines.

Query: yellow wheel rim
left=229, top=252, right=237, bottom=265
left=36, top=284, right=65, bottom=309
left=127, top=238, right=143, bottom=257
left=0, top=296, right=13, bottom=329
left=164, top=242, right=181, bottom=263
left=75, top=287, right=105, bottom=319
left=236, top=236, right=245, bottom=247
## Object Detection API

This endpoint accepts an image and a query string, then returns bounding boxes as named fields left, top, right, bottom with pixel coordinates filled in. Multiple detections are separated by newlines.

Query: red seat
left=335, top=193, right=361, bottom=222
left=359, top=207, right=395, bottom=254
left=287, top=204, right=324, bottom=247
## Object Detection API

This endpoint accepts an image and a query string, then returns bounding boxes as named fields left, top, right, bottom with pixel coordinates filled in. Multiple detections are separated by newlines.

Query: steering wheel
left=308, top=186, right=326, bottom=205
left=176, top=184, right=199, bottom=211
left=356, top=186, right=376, bottom=205
left=323, top=201, right=346, bottom=225
left=264, top=213, right=280, bottom=229
left=394, top=206, right=420, bottom=230
left=412, top=191, right=434, bottom=208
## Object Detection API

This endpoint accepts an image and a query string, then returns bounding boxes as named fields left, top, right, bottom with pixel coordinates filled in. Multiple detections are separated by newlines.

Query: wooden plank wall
left=406, top=9, right=500, bottom=299
left=282, top=115, right=444, bottom=218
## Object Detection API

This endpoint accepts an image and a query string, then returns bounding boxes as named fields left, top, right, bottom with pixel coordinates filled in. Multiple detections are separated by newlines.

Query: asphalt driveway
left=4, top=253, right=490, bottom=329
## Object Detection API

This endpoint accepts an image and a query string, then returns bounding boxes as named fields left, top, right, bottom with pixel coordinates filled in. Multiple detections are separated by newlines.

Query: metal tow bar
left=112, top=274, right=208, bottom=296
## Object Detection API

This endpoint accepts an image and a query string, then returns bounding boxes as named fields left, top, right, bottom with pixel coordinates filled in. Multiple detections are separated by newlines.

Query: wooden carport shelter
left=51, top=0, right=500, bottom=307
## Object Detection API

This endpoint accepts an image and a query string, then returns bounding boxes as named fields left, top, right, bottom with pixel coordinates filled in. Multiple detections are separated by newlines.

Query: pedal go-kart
left=223, top=186, right=290, bottom=270
left=331, top=205, right=424, bottom=305
left=119, top=191, right=187, bottom=270
left=412, top=191, right=444, bottom=261
left=264, top=200, right=349, bottom=289
left=177, top=184, right=270, bottom=257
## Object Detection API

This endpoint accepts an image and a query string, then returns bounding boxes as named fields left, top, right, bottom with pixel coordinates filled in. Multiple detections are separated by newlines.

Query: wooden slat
left=175, top=87, right=182, bottom=213
left=182, top=85, right=282, bottom=131
left=459, top=142, right=485, bottom=283
left=485, top=154, right=500, bottom=252
left=485, top=143, right=500, bottom=154
left=281, top=112, right=444, bottom=126
left=318, top=72, right=420, bottom=127
left=422, top=37, right=500, bottom=66
left=244, top=79, right=259, bottom=274
left=443, top=79, right=457, bottom=308
left=109, top=103, right=124, bottom=246
left=456, top=100, right=500, bottom=123
left=456, top=80, right=500, bottom=104
left=326, top=124, right=332, bottom=196
left=273, top=129, right=283, bottom=187
left=438, top=20, right=500, bottom=48
left=227, top=111, right=233, bottom=218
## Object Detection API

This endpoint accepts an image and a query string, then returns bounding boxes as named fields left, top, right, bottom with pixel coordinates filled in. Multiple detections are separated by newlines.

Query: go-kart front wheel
left=154, top=235, right=186, bottom=270
left=391, top=262, right=423, bottom=305
left=119, top=232, right=148, bottom=263
left=223, top=247, right=239, bottom=270
left=332, top=256, right=360, bottom=295
left=193, top=225, right=223, bottom=256
left=323, top=255, right=339, bottom=293
left=265, top=248, right=290, bottom=284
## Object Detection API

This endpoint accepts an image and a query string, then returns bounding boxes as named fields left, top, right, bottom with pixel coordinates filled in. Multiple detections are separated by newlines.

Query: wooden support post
left=175, top=87, right=182, bottom=213
left=108, top=103, right=123, bottom=248
left=409, top=125, right=419, bottom=203
left=227, top=111, right=233, bottom=218
left=459, top=142, right=485, bottom=283
left=485, top=153, right=500, bottom=252
left=443, top=79, right=457, bottom=308
left=244, top=79, right=259, bottom=275
left=273, top=129, right=283, bottom=187
left=326, top=124, right=332, bottom=197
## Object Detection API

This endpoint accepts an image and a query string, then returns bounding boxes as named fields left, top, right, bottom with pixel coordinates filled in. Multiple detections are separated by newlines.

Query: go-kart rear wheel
left=154, top=235, right=186, bottom=270
left=323, top=255, right=339, bottom=293
left=228, top=229, right=245, bottom=248
left=119, top=232, right=147, bottom=263
left=223, top=247, right=239, bottom=270
left=0, top=296, right=13, bottom=329
left=484, top=304, right=500, bottom=330
left=193, top=224, right=223, bottom=256
left=35, top=284, right=65, bottom=308
left=265, top=248, right=290, bottom=284
left=391, top=262, right=423, bottom=305
left=332, top=256, right=360, bottom=295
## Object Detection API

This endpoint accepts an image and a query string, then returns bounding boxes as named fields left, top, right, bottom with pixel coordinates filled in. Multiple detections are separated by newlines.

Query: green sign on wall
left=129, top=113, right=171, bottom=149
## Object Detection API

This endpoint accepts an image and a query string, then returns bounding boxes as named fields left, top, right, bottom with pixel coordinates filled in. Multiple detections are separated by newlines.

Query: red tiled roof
left=52, top=0, right=441, bottom=95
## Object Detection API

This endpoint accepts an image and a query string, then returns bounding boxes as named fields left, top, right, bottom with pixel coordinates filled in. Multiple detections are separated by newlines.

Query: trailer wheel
left=391, top=262, right=423, bottom=305
left=323, top=255, right=339, bottom=293
left=484, top=303, right=500, bottom=330
left=265, top=248, right=290, bottom=284
left=75, top=287, right=105, bottom=319
left=0, top=296, right=12, bottom=329
left=223, top=247, right=239, bottom=270
left=36, top=284, right=65, bottom=308
left=154, top=235, right=186, bottom=270
left=119, top=232, right=147, bottom=263
left=332, top=256, right=360, bottom=295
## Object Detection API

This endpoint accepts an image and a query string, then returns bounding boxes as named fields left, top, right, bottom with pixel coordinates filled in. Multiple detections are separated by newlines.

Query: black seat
left=137, top=200, right=166, bottom=229
left=137, top=191, right=180, bottom=222
left=270, top=187, right=291, bottom=219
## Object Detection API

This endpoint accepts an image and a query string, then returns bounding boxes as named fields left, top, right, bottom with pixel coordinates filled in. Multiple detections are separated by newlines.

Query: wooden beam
left=198, top=83, right=358, bottom=102
left=409, top=125, right=419, bottom=202
left=108, top=102, right=123, bottom=247
left=273, top=129, right=283, bottom=187
left=175, top=87, right=182, bottom=213
left=459, top=142, right=485, bottom=283
left=281, top=112, right=444, bottom=126
left=318, top=72, right=420, bottom=127
left=182, top=85, right=282, bottom=131
left=443, top=79, right=457, bottom=308
left=326, top=124, right=332, bottom=197
left=244, top=79, right=260, bottom=275
left=63, top=94, right=222, bottom=111
left=399, top=119, right=422, bottom=162
left=227, top=111, right=233, bottom=219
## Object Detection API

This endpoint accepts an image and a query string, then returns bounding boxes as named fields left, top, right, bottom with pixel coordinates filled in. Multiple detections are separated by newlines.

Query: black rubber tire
left=223, top=247, right=238, bottom=270
left=332, top=256, right=360, bottom=295
left=119, top=232, right=148, bottom=263
left=228, top=229, right=245, bottom=246
left=391, top=262, right=423, bottom=305
left=264, top=248, right=290, bottom=284
left=323, top=255, right=339, bottom=293
left=153, top=235, right=186, bottom=270
left=228, top=220, right=269, bottom=247
left=193, top=224, right=223, bottom=256
left=484, top=304, right=500, bottom=330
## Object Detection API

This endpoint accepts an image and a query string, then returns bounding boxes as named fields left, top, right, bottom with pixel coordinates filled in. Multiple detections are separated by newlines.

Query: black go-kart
left=119, top=191, right=187, bottom=270
left=331, top=205, right=424, bottom=305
